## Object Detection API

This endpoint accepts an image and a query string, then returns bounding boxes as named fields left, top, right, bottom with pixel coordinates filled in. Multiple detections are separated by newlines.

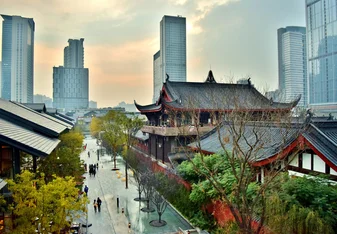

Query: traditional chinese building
left=187, top=118, right=337, bottom=181
left=135, top=71, right=300, bottom=163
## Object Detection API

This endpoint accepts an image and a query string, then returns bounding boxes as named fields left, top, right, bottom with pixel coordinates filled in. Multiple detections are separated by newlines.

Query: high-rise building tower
left=153, top=50, right=161, bottom=102
left=64, top=38, right=84, bottom=68
left=278, top=26, right=307, bottom=106
left=306, top=0, right=337, bottom=114
left=1, top=15, right=35, bottom=103
left=153, top=15, right=186, bottom=101
left=53, top=39, right=88, bottom=110
left=160, top=15, right=186, bottom=82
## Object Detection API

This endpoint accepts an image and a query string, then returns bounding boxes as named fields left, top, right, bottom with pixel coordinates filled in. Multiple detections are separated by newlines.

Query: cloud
left=187, top=0, right=240, bottom=34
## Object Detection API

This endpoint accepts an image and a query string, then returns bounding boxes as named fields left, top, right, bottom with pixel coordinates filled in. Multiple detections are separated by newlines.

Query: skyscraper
left=53, top=39, right=89, bottom=110
left=306, top=0, right=337, bottom=114
left=153, top=15, right=186, bottom=101
left=153, top=50, right=161, bottom=102
left=278, top=26, right=307, bottom=106
left=1, top=15, right=35, bottom=103
left=160, top=15, right=186, bottom=82
left=64, top=38, right=84, bottom=68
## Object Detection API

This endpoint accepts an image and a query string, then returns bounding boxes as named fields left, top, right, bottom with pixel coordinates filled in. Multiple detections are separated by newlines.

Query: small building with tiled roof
left=0, top=98, right=73, bottom=192
left=134, top=71, right=300, bottom=164
left=186, top=119, right=337, bottom=181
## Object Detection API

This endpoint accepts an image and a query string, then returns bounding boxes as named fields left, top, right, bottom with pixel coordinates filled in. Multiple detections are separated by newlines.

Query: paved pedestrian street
left=78, top=136, right=193, bottom=234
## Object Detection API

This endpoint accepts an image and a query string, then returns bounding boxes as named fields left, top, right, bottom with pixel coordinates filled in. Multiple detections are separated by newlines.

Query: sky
left=0, top=0, right=306, bottom=108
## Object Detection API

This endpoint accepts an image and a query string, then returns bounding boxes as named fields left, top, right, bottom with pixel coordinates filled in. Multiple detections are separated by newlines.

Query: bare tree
left=140, top=171, right=155, bottom=213
left=149, top=192, right=168, bottom=227
left=173, top=84, right=303, bottom=233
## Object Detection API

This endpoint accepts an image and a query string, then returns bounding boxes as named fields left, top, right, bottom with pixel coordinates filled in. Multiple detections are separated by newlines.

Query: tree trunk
left=138, top=191, right=141, bottom=200
left=113, top=154, right=116, bottom=169
left=147, top=200, right=150, bottom=209
left=125, top=161, right=128, bottom=189
left=159, top=213, right=162, bottom=223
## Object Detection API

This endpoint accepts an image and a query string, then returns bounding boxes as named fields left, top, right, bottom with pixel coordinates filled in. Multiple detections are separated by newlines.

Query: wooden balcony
left=141, top=125, right=214, bottom=136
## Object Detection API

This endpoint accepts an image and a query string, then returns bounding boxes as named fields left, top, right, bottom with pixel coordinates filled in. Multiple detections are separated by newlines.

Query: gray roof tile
left=0, top=117, right=60, bottom=156
left=0, top=99, right=67, bottom=136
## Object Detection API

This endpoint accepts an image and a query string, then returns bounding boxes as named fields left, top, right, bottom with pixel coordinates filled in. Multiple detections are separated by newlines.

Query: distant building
left=265, top=89, right=281, bottom=102
left=89, top=100, right=97, bottom=109
left=34, top=94, right=53, bottom=108
left=1, top=15, right=35, bottom=103
left=53, top=39, right=89, bottom=110
left=306, top=0, right=337, bottom=114
left=64, top=38, right=84, bottom=68
left=153, top=15, right=186, bottom=103
left=53, top=67, right=89, bottom=110
left=160, top=15, right=186, bottom=83
left=153, top=50, right=161, bottom=102
left=278, top=26, right=307, bottom=106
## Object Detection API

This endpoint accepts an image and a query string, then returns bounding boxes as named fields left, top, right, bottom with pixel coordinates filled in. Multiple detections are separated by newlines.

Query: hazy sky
left=0, top=0, right=305, bottom=108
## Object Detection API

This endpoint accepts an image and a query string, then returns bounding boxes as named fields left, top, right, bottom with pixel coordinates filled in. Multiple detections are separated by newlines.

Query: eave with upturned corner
left=134, top=70, right=300, bottom=164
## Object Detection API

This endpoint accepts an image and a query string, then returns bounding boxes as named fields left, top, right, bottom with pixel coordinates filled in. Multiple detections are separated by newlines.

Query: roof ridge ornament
left=166, top=73, right=169, bottom=82
left=205, top=70, right=216, bottom=83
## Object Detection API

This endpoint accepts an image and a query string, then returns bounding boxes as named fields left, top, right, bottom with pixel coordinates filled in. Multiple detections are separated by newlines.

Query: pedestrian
left=84, top=185, right=89, bottom=196
left=97, top=197, right=102, bottom=212
left=88, top=151, right=90, bottom=158
left=93, top=200, right=97, bottom=213
left=93, top=168, right=96, bottom=177
left=96, top=163, right=99, bottom=171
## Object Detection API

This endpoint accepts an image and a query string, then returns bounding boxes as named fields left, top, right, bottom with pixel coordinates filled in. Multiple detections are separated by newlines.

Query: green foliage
left=275, top=175, right=337, bottom=229
left=178, top=153, right=259, bottom=206
left=101, top=111, right=127, bottom=155
left=265, top=192, right=334, bottom=234
left=7, top=170, right=88, bottom=233
left=89, top=117, right=102, bottom=138
left=38, top=131, right=85, bottom=182
left=190, top=210, right=217, bottom=231
left=59, top=130, right=84, bottom=155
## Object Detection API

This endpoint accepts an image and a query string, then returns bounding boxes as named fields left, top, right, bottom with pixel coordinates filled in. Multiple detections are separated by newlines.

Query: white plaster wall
left=331, top=168, right=337, bottom=176
left=289, top=154, right=299, bottom=167
left=302, top=153, right=311, bottom=170
left=313, top=155, right=325, bottom=173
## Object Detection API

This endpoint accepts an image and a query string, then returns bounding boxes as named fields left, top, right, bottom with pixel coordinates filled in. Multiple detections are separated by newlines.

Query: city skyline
left=0, top=0, right=305, bottom=108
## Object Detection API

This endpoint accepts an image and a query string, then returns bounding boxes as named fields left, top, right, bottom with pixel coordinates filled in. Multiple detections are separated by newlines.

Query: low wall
left=132, top=148, right=268, bottom=232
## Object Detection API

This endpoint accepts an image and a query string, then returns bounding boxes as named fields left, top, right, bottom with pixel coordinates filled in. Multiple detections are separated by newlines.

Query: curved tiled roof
left=0, top=99, right=67, bottom=137
left=188, top=121, right=300, bottom=162
left=134, top=77, right=300, bottom=113
left=163, top=80, right=300, bottom=111
left=0, top=117, right=60, bottom=156
left=303, top=121, right=337, bottom=167
left=134, top=101, right=162, bottom=112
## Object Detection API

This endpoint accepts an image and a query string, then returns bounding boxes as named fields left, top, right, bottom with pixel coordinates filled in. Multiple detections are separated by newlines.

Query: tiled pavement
left=78, top=136, right=193, bottom=234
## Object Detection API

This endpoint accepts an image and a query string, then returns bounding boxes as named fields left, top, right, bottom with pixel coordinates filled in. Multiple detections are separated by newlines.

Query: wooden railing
left=141, top=125, right=214, bottom=136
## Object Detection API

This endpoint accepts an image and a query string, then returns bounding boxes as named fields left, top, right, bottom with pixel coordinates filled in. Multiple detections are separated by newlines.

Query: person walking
left=88, top=151, right=90, bottom=158
left=84, top=185, right=89, bottom=196
left=96, top=163, right=99, bottom=171
left=93, top=200, right=98, bottom=213
left=93, top=168, right=96, bottom=177
left=97, top=197, right=102, bottom=212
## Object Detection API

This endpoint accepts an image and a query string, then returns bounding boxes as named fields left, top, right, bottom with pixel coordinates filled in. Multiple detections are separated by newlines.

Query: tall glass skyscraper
left=153, top=15, right=186, bottom=102
left=160, top=15, right=186, bottom=82
left=53, top=38, right=89, bottom=110
left=64, top=38, right=84, bottom=68
left=278, top=26, right=307, bottom=106
left=1, top=15, right=35, bottom=103
left=306, top=0, right=337, bottom=113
